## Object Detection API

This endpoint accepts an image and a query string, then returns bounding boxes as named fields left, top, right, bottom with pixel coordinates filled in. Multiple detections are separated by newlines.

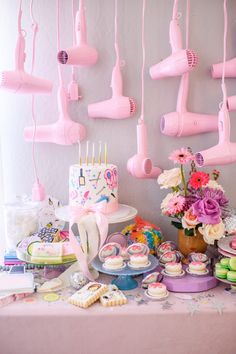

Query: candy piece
left=229, top=257, right=236, bottom=271
left=227, top=271, right=236, bottom=282
left=220, top=258, right=230, bottom=269
left=215, top=267, right=228, bottom=279
left=100, top=285, right=127, bottom=307
left=68, top=282, right=108, bottom=308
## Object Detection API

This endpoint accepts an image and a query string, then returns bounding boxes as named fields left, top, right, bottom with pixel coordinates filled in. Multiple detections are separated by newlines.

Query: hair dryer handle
left=219, top=107, right=230, bottom=144
left=76, top=0, right=86, bottom=44
left=15, top=33, right=26, bottom=71
left=111, top=62, right=123, bottom=97
left=169, top=19, right=183, bottom=53
left=176, top=72, right=189, bottom=112
left=57, top=86, right=70, bottom=120
left=137, top=122, right=148, bottom=155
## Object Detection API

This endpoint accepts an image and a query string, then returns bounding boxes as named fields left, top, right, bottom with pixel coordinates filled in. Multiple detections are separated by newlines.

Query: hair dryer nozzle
left=227, top=95, right=236, bottom=111
left=0, top=70, right=52, bottom=93
left=149, top=49, right=198, bottom=79
left=57, top=44, right=98, bottom=67
left=88, top=96, right=136, bottom=119
left=211, top=57, right=236, bottom=79
left=195, top=142, right=236, bottom=167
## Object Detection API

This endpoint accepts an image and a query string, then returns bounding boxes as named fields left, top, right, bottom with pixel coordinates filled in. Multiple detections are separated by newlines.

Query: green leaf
left=184, top=228, right=194, bottom=236
left=171, top=221, right=183, bottom=230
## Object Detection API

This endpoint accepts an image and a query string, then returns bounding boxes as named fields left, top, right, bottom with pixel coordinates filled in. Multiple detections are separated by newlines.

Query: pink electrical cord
left=114, top=0, right=120, bottom=64
left=139, top=0, right=146, bottom=124
left=221, top=0, right=227, bottom=107
left=29, top=0, right=45, bottom=201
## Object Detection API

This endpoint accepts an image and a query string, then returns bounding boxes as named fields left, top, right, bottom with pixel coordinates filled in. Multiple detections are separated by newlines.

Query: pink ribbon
left=69, top=201, right=108, bottom=281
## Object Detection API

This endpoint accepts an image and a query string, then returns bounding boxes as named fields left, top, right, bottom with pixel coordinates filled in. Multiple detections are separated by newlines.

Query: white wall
left=0, top=0, right=236, bottom=241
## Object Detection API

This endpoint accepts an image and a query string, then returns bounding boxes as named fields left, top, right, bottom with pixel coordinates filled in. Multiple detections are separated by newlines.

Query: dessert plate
left=144, top=290, right=169, bottom=301
left=161, top=269, right=185, bottom=278
left=186, top=268, right=209, bottom=277
left=218, top=247, right=235, bottom=258
left=217, top=236, right=236, bottom=255
left=102, top=263, right=126, bottom=271
left=127, top=261, right=151, bottom=270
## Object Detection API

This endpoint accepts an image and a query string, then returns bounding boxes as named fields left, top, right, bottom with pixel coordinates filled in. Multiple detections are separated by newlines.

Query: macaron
left=227, top=271, right=236, bottom=283
left=215, top=263, right=223, bottom=270
left=229, top=257, right=236, bottom=271
left=215, top=267, right=228, bottom=279
left=220, top=258, right=230, bottom=269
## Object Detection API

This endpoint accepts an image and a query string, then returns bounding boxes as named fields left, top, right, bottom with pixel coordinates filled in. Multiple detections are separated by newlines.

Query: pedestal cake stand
left=92, top=255, right=158, bottom=290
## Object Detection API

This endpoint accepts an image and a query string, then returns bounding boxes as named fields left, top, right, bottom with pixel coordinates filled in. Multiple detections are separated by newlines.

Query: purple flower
left=201, top=188, right=229, bottom=208
left=192, top=197, right=221, bottom=224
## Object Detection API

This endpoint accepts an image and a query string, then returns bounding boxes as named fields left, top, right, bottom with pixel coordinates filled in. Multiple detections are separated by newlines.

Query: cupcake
left=188, top=261, right=207, bottom=275
left=147, top=282, right=168, bottom=299
left=129, top=253, right=149, bottom=268
left=165, top=262, right=183, bottom=276
left=103, top=255, right=124, bottom=270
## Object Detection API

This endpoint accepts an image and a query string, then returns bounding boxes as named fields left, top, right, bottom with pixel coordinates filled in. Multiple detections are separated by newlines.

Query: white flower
left=161, top=192, right=179, bottom=215
left=199, top=220, right=225, bottom=245
left=157, top=168, right=182, bottom=189
left=182, top=208, right=199, bottom=230
left=205, top=180, right=224, bottom=192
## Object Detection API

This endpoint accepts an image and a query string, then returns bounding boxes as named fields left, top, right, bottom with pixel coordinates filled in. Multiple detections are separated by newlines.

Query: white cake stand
left=55, top=204, right=138, bottom=224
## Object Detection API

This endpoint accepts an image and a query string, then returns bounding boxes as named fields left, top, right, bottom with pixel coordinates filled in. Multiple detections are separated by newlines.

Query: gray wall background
left=0, top=0, right=236, bottom=241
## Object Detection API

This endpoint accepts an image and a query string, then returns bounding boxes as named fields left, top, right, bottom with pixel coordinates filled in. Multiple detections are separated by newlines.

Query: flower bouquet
left=157, top=148, right=229, bottom=248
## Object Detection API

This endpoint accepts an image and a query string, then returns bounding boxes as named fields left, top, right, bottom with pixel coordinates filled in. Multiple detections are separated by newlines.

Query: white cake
left=147, top=282, right=167, bottom=298
left=69, top=163, right=118, bottom=214
left=103, top=255, right=124, bottom=270
left=165, top=262, right=182, bottom=275
left=129, top=253, right=149, bottom=268
left=189, top=261, right=206, bottom=274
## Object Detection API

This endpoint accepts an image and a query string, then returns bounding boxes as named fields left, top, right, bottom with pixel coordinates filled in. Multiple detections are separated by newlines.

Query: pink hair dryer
left=149, top=0, right=198, bottom=79
left=195, top=104, right=236, bottom=166
left=87, top=58, right=136, bottom=119
left=57, top=0, right=98, bottom=67
left=160, top=72, right=218, bottom=136
left=0, top=6, right=52, bottom=94
left=212, top=57, right=236, bottom=78
left=24, top=85, right=86, bottom=145
left=127, top=121, right=161, bottom=178
left=227, top=94, right=236, bottom=111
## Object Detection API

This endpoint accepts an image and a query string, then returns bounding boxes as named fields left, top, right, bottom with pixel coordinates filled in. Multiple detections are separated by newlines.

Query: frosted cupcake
left=103, top=255, right=125, bottom=270
left=165, top=262, right=183, bottom=276
left=147, top=282, right=168, bottom=299
left=128, top=253, right=150, bottom=269
left=188, top=261, right=207, bottom=275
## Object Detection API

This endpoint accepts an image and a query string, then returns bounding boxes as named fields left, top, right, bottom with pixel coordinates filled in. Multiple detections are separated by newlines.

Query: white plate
left=161, top=269, right=185, bottom=278
left=186, top=268, right=209, bottom=277
left=217, top=236, right=236, bottom=256
left=127, top=261, right=151, bottom=270
left=55, top=204, right=137, bottom=224
left=144, top=290, right=169, bottom=301
left=102, top=262, right=126, bottom=271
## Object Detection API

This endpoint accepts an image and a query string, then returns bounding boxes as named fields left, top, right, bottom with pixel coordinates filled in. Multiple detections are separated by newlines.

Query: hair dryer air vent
left=129, top=98, right=136, bottom=115
left=195, top=153, right=204, bottom=167
left=58, top=51, right=68, bottom=64
left=187, top=49, right=198, bottom=68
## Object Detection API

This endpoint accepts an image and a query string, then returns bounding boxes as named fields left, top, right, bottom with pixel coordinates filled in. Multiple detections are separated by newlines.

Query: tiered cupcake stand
left=215, top=236, right=236, bottom=290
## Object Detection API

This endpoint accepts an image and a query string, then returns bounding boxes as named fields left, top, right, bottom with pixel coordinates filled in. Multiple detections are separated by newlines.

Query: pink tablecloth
left=0, top=275, right=236, bottom=354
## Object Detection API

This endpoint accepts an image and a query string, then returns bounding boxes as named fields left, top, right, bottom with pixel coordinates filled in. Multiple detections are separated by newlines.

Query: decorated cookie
left=142, top=272, right=162, bottom=289
left=68, top=282, right=108, bottom=308
left=188, top=252, right=209, bottom=264
left=99, top=243, right=121, bottom=262
left=100, top=285, right=127, bottom=307
left=159, top=250, right=182, bottom=265
left=156, top=241, right=177, bottom=258
left=126, top=243, right=149, bottom=256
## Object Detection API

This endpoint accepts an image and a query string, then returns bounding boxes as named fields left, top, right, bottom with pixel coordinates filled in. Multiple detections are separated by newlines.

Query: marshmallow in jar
left=4, top=196, right=39, bottom=251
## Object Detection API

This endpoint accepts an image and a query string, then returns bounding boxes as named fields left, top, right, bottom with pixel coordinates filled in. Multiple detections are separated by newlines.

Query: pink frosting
left=132, top=253, right=146, bottom=258
left=106, top=255, right=121, bottom=260
left=167, top=262, right=178, bottom=266
left=149, top=282, right=165, bottom=289
left=191, top=261, right=204, bottom=266
left=130, top=245, right=142, bottom=251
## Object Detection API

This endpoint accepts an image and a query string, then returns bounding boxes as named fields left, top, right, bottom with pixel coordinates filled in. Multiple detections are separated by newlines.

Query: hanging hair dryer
left=127, top=121, right=161, bottom=178
left=24, top=85, right=86, bottom=145
left=88, top=0, right=136, bottom=119
left=212, top=57, right=236, bottom=78
left=160, top=72, right=218, bottom=136
left=127, top=0, right=161, bottom=179
left=0, top=3, right=52, bottom=94
left=149, top=0, right=198, bottom=80
left=57, top=0, right=98, bottom=67
left=227, top=94, right=236, bottom=111
left=195, top=0, right=236, bottom=167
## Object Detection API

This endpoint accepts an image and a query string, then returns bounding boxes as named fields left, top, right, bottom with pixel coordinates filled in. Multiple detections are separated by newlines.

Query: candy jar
left=3, top=196, right=39, bottom=251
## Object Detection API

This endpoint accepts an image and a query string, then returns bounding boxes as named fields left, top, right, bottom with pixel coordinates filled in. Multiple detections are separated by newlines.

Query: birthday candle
left=105, top=142, right=107, bottom=165
left=92, top=143, right=95, bottom=166
left=86, top=141, right=89, bottom=165
left=99, top=141, right=102, bottom=165
left=79, top=144, right=81, bottom=166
